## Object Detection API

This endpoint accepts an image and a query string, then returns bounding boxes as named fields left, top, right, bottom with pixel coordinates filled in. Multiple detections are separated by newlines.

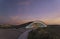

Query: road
left=0, top=28, right=27, bottom=39
left=18, top=29, right=32, bottom=39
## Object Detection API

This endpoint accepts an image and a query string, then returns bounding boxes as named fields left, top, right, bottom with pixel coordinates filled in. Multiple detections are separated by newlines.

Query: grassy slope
left=47, top=25, right=60, bottom=39
left=0, top=21, right=60, bottom=39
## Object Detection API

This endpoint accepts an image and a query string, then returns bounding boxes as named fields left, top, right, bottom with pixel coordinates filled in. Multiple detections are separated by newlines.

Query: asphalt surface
left=0, top=28, right=28, bottom=39
left=18, top=29, right=32, bottom=39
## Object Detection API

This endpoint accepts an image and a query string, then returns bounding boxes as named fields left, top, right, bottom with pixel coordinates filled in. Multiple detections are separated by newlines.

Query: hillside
left=0, top=22, right=60, bottom=39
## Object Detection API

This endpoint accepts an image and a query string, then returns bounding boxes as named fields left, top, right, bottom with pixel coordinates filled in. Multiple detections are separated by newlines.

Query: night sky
left=0, top=0, right=60, bottom=25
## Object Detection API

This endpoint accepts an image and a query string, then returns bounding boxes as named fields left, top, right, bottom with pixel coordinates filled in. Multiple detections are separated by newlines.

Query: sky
left=0, top=0, right=60, bottom=25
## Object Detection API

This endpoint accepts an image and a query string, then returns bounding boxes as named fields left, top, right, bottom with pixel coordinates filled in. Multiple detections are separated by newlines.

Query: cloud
left=42, top=17, right=60, bottom=25
left=0, top=16, right=24, bottom=25
left=7, top=16, right=28, bottom=25
left=1, top=15, right=60, bottom=25
left=0, top=16, right=4, bottom=19
left=17, top=1, right=31, bottom=5
left=0, top=16, right=9, bottom=24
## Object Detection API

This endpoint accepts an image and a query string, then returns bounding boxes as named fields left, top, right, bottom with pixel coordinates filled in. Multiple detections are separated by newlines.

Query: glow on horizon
left=0, top=0, right=60, bottom=25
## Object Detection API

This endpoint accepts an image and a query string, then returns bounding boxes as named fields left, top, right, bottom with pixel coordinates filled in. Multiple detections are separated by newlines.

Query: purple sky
left=0, top=0, right=60, bottom=25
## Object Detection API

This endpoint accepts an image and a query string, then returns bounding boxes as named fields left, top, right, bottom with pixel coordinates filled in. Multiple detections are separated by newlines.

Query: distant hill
left=0, top=21, right=60, bottom=29
left=0, top=21, right=33, bottom=29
